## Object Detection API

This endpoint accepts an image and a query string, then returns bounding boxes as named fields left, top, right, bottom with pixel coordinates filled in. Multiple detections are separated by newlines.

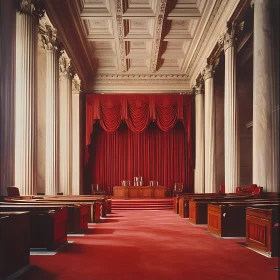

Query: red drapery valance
left=86, top=94, right=192, bottom=145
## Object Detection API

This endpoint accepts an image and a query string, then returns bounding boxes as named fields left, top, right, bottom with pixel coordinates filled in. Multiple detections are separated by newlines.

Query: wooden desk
left=113, top=186, right=166, bottom=199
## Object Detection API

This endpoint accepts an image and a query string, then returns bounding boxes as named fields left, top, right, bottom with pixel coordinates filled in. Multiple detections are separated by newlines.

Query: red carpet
left=111, top=198, right=173, bottom=210
left=18, top=210, right=278, bottom=280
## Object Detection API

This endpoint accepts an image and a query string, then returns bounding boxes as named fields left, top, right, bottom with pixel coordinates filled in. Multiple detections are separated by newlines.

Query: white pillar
left=252, top=0, right=276, bottom=191
left=203, top=60, right=217, bottom=193
left=39, top=18, right=60, bottom=195
left=72, top=75, right=81, bottom=195
left=0, top=0, right=16, bottom=195
left=194, top=83, right=205, bottom=193
left=59, top=51, right=74, bottom=195
left=14, top=1, right=40, bottom=195
left=220, top=22, right=240, bottom=193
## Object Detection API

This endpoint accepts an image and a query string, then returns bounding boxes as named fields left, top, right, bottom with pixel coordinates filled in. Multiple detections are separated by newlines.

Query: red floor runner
left=18, top=210, right=279, bottom=280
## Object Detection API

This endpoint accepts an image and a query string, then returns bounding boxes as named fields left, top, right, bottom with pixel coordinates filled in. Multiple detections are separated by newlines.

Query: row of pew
left=0, top=194, right=112, bottom=279
left=173, top=187, right=279, bottom=258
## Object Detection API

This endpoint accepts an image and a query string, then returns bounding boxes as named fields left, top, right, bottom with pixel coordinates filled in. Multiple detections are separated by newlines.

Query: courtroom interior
left=0, top=0, right=279, bottom=279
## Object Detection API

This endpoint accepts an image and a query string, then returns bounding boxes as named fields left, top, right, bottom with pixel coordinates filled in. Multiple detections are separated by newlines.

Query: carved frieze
left=151, top=0, right=167, bottom=73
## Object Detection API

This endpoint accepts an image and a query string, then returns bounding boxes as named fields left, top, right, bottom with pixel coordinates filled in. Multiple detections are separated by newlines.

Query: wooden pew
left=0, top=212, right=30, bottom=279
left=246, top=206, right=279, bottom=257
left=207, top=202, right=280, bottom=237
left=188, top=195, right=271, bottom=224
left=1, top=201, right=88, bottom=233
left=0, top=205, right=68, bottom=250
left=174, top=193, right=223, bottom=214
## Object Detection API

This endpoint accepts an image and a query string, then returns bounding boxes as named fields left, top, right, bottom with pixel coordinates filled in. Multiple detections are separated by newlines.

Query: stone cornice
left=16, top=0, right=45, bottom=22
left=187, top=0, right=241, bottom=86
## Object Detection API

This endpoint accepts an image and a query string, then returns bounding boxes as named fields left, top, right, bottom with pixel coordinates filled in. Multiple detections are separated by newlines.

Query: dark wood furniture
left=207, top=202, right=280, bottom=237
left=0, top=205, right=68, bottom=250
left=113, top=186, right=166, bottom=199
left=246, top=206, right=279, bottom=257
left=0, top=211, right=30, bottom=279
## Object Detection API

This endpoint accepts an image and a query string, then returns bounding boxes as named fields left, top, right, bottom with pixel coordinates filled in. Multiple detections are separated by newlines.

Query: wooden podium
left=113, top=186, right=166, bottom=199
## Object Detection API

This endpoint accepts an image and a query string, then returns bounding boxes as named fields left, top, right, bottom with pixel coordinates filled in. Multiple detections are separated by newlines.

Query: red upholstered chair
left=149, top=180, right=158, bottom=187
left=6, top=186, right=20, bottom=196
left=236, top=184, right=257, bottom=193
left=173, top=183, right=183, bottom=197
left=218, top=184, right=225, bottom=194
left=91, top=184, right=105, bottom=195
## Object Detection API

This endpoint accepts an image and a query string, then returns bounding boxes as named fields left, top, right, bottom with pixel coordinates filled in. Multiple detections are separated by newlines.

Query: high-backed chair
left=6, top=186, right=20, bottom=197
left=91, top=184, right=105, bottom=195
left=149, top=180, right=158, bottom=187
left=121, top=180, right=130, bottom=187
left=173, top=183, right=183, bottom=196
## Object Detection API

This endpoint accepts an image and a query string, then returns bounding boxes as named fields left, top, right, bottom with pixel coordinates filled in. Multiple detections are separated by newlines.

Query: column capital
left=16, top=0, right=45, bottom=22
left=202, top=58, right=219, bottom=81
left=59, top=51, right=75, bottom=79
left=192, top=79, right=204, bottom=95
left=39, top=15, right=61, bottom=53
left=72, top=74, right=82, bottom=94
left=219, top=21, right=244, bottom=51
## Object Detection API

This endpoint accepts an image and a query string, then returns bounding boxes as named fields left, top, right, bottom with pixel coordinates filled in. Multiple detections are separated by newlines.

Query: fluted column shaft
left=45, top=48, right=59, bottom=195
left=204, top=69, right=216, bottom=193
left=14, top=10, right=37, bottom=195
left=72, top=75, right=81, bottom=195
left=194, top=85, right=205, bottom=193
left=220, top=24, right=240, bottom=193
left=59, top=53, right=73, bottom=195
left=0, top=1, right=16, bottom=195
left=253, top=0, right=275, bottom=191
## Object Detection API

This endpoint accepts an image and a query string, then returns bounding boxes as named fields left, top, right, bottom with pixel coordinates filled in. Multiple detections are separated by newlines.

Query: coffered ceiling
left=46, top=0, right=221, bottom=93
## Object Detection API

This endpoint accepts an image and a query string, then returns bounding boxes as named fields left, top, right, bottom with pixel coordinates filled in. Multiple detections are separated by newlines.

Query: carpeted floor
left=18, top=210, right=279, bottom=280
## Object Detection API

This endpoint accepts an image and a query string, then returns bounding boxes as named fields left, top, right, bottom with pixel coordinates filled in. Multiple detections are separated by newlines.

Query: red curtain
left=85, top=94, right=193, bottom=194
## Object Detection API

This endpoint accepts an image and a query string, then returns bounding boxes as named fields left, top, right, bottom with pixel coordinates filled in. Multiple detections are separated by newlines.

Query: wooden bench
left=188, top=195, right=268, bottom=224
left=1, top=201, right=88, bottom=233
left=0, top=212, right=30, bottom=279
left=207, top=202, right=280, bottom=237
left=0, top=205, right=68, bottom=250
left=246, top=206, right=279, bottom=257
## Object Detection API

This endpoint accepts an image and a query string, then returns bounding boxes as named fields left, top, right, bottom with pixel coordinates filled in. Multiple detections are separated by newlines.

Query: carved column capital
left=39, top=16, right=61, bottom=53
left=202, top=58, right=219, bottom=81
left=59, top=51, right=75, bottom=78
left=16, top=0, right=45, bottom=22
left=193, top=80, right=204, bottom=95
left=219, top=21, right=244, bottom=51
left=72, top=74, right=81, bottom=93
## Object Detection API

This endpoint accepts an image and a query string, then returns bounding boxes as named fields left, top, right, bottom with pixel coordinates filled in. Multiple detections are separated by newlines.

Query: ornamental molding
left=218, top=21, right=244, bottom=51
left=16, top=0, right=45, bottom=22
left=39, top=15, right=61, bottom=52
left=93, top=78, right=188, bottom=85
left=116, top=0, right=127, bottom=72
left=94, top=74, right=188, bottom=80
left=59, top=51, right=75, bottom=78
left=150, top=0, right=167, bottom=73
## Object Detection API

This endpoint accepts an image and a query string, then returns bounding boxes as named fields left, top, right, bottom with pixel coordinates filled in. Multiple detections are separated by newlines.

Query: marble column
left=39, top=17, right=60, bottom=195
left=72, top=75, right=82, bottom=195
left=203, top=60, right=217, bottom=193
left=252, top=0, right=276, bottom=191
left=0, top=0, right=16, bottom=195
left=59, top=51, right=74, bottom=195
left=220, top=22, right=241, bottom=193
left=14, top=1, right=42, bottom=195
left=194, top=83, right=205, bottom=193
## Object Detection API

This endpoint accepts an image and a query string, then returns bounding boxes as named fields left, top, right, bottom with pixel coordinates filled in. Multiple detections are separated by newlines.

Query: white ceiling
left=46, top=0, right=219, bottom=92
